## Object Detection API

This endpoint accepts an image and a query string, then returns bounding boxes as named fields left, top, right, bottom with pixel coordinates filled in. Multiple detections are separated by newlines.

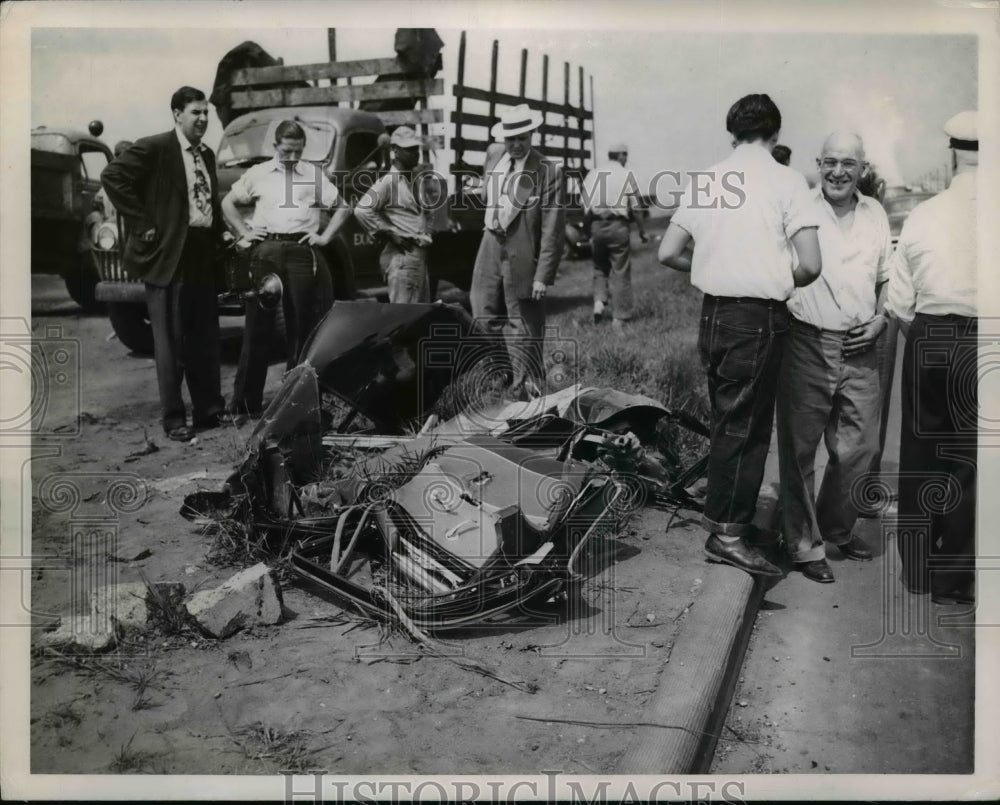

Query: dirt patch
left=28, top=274, right=716, bottom=775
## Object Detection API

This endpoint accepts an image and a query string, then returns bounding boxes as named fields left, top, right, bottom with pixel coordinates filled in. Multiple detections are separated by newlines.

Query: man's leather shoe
left=932, top=580, right=975, bottom=605
left=796, top=558, right=835, bottom=584
left=193, top=412, right=224, bottom=430
left=165, top=424, right=195, bottom=442
left=837, top=535, right=873, bottom=561
left=704, top=534, right=782, bottom=577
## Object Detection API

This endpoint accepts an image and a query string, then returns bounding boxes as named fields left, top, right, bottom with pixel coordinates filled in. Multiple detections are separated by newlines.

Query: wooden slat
left=376, top=109, right=444, bottom=126
left=449, top=111, right=592, bottom=143
left=231, top=78, right=443, bottom=109
left=233, top=57, right=403, bottom=86
left=451, top=137, right=589, bottom=160
left=453, top=85, right=592, bottom=120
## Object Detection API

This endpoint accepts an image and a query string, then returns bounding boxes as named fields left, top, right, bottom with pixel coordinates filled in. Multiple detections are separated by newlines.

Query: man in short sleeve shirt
left=777, top=133, right=892, bottom=583
left=222, top=119, right=351, bottom=420
left=354, top=126, right=434, bottom=303
left=659, top=93, right=823, bottom=577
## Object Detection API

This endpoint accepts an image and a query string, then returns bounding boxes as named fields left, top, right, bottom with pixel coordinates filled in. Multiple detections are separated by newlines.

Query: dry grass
left=41, top=650, right=170, bottom=711
left=230, top=721, right=340, bottom=773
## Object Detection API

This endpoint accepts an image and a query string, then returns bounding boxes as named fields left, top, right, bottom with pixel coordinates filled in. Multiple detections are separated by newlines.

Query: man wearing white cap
left=581, top=142, right=648, bottom=331
left=472, top=104, right=566, bottom=396
left=355, top=126, right=434, bottom=303
left=885, top=110, right=978, bottom=605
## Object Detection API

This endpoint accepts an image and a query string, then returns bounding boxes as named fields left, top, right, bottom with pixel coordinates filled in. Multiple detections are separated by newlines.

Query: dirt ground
left=27, top=271, right=716, bottom=776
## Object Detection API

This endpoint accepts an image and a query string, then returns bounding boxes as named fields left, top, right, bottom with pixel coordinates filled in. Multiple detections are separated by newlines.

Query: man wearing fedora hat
left=886, top=110, right=979, bottom=605
left=472, top=103, right=566, bottom=396
left=355, top=125, right=434, bottom=303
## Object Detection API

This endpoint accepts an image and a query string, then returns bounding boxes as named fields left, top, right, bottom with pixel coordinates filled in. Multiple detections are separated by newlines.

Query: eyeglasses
left=818, top=158, right=863, bottom=172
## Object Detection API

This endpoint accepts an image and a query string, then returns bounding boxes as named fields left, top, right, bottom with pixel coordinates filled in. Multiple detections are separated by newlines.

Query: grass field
left=542, top=219, right=710, bottom=425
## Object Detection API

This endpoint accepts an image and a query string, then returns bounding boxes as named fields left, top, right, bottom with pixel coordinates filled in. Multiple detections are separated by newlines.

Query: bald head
left=820, top=132, right=865, bottom=161
left=817, top=132, right=867, bottom=209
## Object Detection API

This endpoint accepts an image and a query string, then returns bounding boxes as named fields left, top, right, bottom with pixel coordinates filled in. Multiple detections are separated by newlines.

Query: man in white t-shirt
left=659, top=93, right=822, bottom=577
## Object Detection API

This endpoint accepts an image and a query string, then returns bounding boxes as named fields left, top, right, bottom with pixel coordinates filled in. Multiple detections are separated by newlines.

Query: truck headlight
left=94, top=222, right=118, bottom=250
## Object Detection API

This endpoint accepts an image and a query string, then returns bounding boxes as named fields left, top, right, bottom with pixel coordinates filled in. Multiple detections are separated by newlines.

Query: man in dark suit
left=471, top=104, right=565, bottom=397
left=102, top=86, right=226, bottom=441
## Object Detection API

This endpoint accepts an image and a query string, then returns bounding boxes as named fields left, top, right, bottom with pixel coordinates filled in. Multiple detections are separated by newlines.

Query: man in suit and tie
left=102, top=86, right=226, bottom=442
left=471, top=104, right=566, bottom=397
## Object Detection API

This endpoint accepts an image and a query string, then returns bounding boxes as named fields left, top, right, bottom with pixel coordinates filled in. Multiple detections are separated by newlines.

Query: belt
left=262, top=232, right=310, bottom=242
left=791, top=317, right=850, bottom=336
left=593, top=212, right=628, bottom=221
left=705, top=294, right=787, bottom=309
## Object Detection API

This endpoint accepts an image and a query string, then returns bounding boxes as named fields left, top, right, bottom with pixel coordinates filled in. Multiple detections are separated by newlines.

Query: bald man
left=776, top=132, right=892, bottom=583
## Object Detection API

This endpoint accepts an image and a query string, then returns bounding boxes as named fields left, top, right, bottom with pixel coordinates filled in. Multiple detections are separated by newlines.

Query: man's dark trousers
left=231, top=239, right=333, bottom=414
left=145, top=227, right=225, bottom=432
left=698, top=295, right=789, bottom=535
left=897, top=313, right=977, bottom=595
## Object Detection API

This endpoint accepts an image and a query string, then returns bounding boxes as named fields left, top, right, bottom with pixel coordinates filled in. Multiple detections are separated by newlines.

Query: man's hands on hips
left=235, top=230, right=264, bottom=251
left=531, top=281, right=547, bottom=301
left=842, top=314, right=887, bottom=357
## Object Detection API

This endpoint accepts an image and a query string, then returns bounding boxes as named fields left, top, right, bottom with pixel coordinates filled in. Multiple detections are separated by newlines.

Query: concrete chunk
left=38, top=614, right=116, bottom=653
left=184, top=563, right=283, bottom=639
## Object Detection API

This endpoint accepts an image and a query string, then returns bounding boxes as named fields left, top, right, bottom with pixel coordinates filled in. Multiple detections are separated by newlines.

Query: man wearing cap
left=581, top=142, right=648, bottom=331
left=776, top=132, right=892, bottom=584
left=355, top=126, right=434, bottom=303
left=221, top=119, right=352, bottom=421
left=472, top=104, right=566, bottom=396
left=658, top=93, right=823, bottom=577
left=886, top=110, right=978, bottom=605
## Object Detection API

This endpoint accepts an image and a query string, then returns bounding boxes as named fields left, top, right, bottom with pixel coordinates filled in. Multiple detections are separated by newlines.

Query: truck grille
left=91, top=247, right=137, bottom=283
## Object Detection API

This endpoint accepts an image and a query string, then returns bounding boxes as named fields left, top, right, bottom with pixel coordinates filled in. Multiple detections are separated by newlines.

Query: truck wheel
left=64, top=257, right=104, bottom=312
left=108, top=302, right=154, bottom=355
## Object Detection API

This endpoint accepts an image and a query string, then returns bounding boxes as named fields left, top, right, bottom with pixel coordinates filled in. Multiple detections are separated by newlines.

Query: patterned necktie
left=492, top=158, right=513, bottom=233
left=189, top=146, right=211, bottom=217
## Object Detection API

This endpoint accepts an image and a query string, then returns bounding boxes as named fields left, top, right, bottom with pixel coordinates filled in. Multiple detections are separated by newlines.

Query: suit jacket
left=101, top=130, right=222, bottom=287
left=474, top=143, right=566, bottom=299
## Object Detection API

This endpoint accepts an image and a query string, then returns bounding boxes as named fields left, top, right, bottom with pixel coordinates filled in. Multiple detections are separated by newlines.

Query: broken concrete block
left=90, top=581, right=188, bottom=634
left=184, top=563, right=283, bottom=639
left=91, top=582, right=150, bottom=632
left=38, top=614, right=116, bottom=653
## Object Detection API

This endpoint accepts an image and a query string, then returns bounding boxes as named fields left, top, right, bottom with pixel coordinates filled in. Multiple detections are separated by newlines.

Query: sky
left=27, top=6, right=981, bottom=197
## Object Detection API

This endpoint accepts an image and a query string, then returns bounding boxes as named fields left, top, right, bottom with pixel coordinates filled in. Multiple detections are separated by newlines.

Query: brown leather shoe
left=796, top=558, right=835, bottom=584
left=704, top=534, right=782, bottom=577
left=838, top=535, right=873, bottom=561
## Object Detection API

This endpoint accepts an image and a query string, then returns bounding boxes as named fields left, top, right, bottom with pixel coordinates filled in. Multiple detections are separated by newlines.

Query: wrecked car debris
left=183, top=302, right=709, bottom=632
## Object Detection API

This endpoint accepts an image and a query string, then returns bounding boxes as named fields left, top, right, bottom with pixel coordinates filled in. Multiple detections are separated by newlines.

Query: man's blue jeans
left=698, top=295, right=789, bottom=536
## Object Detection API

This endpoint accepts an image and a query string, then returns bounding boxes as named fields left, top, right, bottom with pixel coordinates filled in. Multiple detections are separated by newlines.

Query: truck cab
left=31, top=123, right=113, bottom=309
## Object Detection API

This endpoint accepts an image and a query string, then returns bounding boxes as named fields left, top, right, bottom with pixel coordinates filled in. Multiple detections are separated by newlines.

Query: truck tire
left=108, top=302, right=154, bottom=355
left=63, top=256, right=104, bottom=312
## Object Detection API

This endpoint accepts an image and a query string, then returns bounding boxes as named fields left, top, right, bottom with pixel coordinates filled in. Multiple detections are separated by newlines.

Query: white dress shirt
left=787, top=188, right=892, bottom=330
left=485, top=152, right=526, bottom=233
left=671, top=142, right=820, bottom=300
left=228, top=157, right=340, bottom=235
left=175, top=127, right=213, bottom=229
left=886, top=171, right=977, bottom=322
